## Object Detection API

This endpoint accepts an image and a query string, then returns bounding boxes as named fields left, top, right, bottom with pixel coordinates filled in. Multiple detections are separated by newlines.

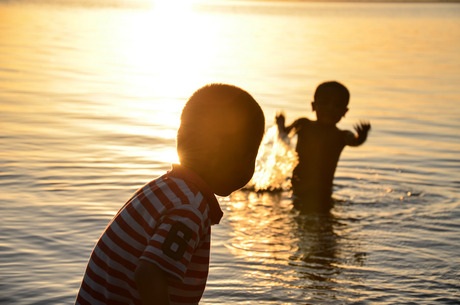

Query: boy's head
left=177, top=84, right=265, bottom=196
left=312, top=81, right=349, bottom=125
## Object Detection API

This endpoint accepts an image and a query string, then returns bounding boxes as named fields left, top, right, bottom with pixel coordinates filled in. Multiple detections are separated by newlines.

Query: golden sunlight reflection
left=105, top=4, right=220, bottom=165
left=153, top=0, right=194, bottom=12
left=226, top=191, right=296, bottom=263
left=225, top=190, right=365, bottom=286
left=117, top=1, right=216, bottom=98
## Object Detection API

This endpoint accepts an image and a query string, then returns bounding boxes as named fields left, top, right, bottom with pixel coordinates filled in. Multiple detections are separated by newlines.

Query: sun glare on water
left=116, top=0, right=215, bottom=97
left=94, top=0, right=215, bottom=166
left=152, top=0, right=195, bottom=13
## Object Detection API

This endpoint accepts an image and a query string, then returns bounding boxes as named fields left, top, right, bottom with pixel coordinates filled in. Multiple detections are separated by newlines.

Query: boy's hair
left=177, top=83, right=265, bottom=166
left=314, top=81, right=350, bottom=107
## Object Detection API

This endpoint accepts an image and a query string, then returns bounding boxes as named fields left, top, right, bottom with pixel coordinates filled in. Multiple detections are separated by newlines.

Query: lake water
left=1, top=0, right=459, bottom=304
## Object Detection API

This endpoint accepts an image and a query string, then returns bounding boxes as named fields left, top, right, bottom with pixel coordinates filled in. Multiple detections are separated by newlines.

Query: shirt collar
left=166, top=164, right=223, bottom=225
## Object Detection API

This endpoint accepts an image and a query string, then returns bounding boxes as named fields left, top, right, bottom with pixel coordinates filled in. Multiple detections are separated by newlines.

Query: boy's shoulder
left=296, top=117, right=312, bottom=123
left=292, top=117, right=313, bottom=128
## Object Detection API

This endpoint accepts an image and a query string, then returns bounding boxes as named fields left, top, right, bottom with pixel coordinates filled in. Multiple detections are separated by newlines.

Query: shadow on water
left=290, top=213, right=341, bottom=283
left=290, top=208, right=367, bottom=300
left=224, top=190, right=366, bottom=303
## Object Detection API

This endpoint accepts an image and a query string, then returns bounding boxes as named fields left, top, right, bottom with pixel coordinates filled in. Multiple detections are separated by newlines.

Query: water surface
left=1, top=1, right=459, bottom=304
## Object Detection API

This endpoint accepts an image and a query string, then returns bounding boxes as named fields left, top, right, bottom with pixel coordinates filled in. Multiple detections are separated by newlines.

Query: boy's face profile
left=212, top=135, right=262, bottom=196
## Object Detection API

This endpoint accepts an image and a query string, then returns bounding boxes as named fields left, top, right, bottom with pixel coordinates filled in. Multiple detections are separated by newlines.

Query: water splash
left=246, top=125, right=298, bottom=192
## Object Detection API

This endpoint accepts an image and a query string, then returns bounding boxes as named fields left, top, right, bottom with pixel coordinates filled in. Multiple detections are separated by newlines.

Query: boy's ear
left=343, top=108, right=349, bottom=117
left=311, top=101, right=316, bottom=112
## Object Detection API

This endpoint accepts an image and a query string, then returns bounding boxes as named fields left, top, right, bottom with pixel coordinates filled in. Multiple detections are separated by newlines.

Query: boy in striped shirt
left=75, top=84, right=265, bottom=305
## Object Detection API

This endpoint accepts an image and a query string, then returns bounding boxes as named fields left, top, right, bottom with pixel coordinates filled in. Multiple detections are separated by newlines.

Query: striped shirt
left=75, top=164, right=223, bottom=305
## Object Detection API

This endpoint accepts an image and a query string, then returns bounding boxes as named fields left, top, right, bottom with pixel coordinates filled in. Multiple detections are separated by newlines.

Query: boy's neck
left=316, top=119, right=338, bottom=127
left=169, top=164, right=223, bottom=224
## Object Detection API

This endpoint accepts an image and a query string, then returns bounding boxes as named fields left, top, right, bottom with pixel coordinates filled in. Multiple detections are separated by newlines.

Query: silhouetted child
left=75, top=84, right=265, bottom=305
left=276, top=81, right=370, bottom=213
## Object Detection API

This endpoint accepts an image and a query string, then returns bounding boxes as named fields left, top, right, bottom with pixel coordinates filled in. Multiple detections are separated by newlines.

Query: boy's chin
left=214, top=186, right=238, bottom=197
left=213, top=169, right=254, bottom=196
left=214, top=183, right=247, bottom=197
left=215, top=190, right=232, bottom=197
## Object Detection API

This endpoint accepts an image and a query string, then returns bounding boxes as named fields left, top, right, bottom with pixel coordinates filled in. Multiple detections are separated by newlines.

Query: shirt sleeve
left=139, top=204, right=205, bottom=281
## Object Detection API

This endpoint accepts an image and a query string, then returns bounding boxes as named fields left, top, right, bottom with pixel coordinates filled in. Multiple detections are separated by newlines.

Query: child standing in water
left=75, top=84, right=265, bottom=305
left=276, top=81, right=370, bottom=213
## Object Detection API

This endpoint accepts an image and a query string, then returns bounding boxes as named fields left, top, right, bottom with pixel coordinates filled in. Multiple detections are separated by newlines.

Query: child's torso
left=294, top=120, right=346, bottom=188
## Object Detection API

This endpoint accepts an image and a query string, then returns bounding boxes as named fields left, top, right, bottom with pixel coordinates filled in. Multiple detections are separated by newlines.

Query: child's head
left=312, top=81, right=349, bottom=125
left=177, top=84, right=265, bottom=196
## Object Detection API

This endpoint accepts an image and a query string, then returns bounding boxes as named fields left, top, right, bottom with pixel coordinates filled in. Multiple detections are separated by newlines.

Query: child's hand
left=354, top=121, right=371, bottom=134
left=354, top=121, right=371, bottom=142
left=276, top=112, right=285, bottom=127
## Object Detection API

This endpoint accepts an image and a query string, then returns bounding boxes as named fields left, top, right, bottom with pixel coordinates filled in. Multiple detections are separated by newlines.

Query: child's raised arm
left=276, top=112, right=288, bottom=134
left=345, top=121, right=371, bottom=147
left=276, top=112, right=307, bottom=138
